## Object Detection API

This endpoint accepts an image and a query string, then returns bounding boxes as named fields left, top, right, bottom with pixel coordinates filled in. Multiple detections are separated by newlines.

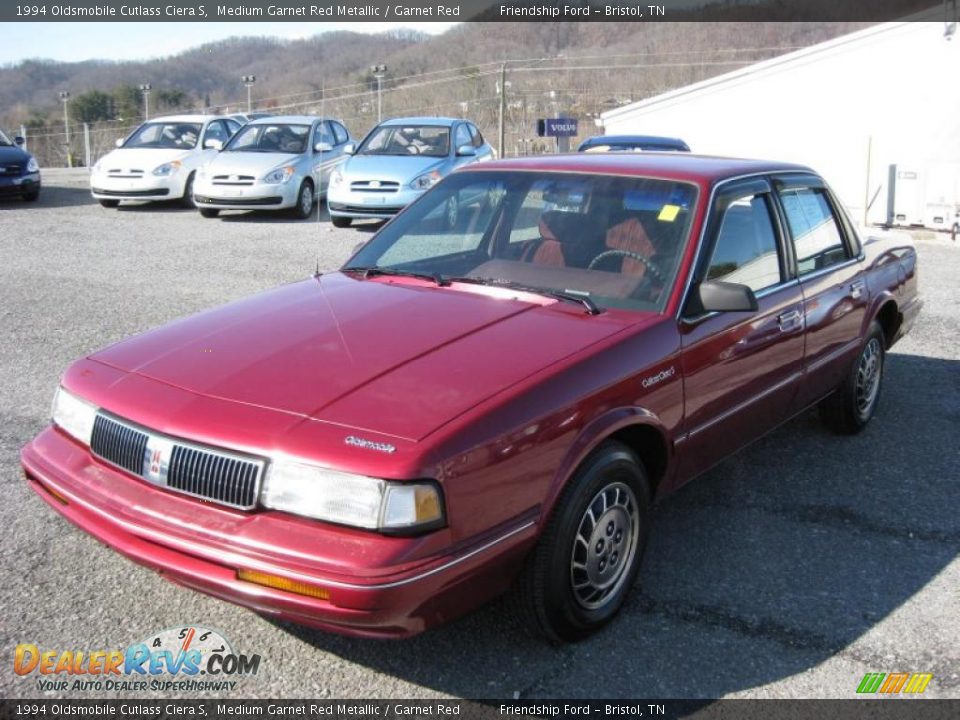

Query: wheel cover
left=855, top=337, right=882, bottom=418
left=446, top=196, right=458, bottom=227
left=301, top=185, right=313, bottom=214
left=570, top=481, right=640, bottom=610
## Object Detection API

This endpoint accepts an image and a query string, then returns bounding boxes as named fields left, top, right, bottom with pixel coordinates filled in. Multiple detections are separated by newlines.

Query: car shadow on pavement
left=275, top=351, right=959, bottom=700
left=0, top=185, right=93, bottom=209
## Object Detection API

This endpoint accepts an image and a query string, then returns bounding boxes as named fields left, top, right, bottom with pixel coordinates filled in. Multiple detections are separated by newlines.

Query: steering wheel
left=587, top=249, right=666, bottom=284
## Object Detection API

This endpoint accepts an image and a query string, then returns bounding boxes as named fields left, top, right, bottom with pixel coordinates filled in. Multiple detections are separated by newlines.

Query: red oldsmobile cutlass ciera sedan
left=22, top=153, right=921, bottom=641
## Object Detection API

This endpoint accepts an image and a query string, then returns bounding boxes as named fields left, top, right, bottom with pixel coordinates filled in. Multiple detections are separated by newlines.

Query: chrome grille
left=212, top=174, right=255, bottom=186
left=89, top=412, right=264, bottom=510
left=91, top=414, right=149, bottom=475
left=350, top=180, right=400, bottom=193
left=2, top=164, right=23, bottom=176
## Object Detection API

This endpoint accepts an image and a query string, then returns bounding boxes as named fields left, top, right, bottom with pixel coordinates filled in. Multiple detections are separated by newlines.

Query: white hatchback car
left=90, top=115, right=240, bottom=208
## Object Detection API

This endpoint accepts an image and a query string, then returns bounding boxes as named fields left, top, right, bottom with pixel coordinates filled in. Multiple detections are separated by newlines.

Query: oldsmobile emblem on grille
left=369, top=180, right=381, bottom=188
left=345, top=435, right=396, bottom=454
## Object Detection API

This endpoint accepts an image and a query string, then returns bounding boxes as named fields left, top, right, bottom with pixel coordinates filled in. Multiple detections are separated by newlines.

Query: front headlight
left=152, top=161, right=182, bottom=177
left=261, top=460, right=444, bottom=534
left=26, top=157, right=39, bottom=173
left=51, top=387, right=97, bottom=445
left=263, top=166, right=295, bottom=184
left=329, top=169, right=344, bottom=187
left=411, top=170, right=442, bottom=190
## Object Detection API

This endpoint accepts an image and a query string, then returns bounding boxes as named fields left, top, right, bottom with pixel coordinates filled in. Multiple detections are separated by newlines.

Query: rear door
left=772, top=175, right=867, bottom=410
left=678, top=177, right=805, bottom=481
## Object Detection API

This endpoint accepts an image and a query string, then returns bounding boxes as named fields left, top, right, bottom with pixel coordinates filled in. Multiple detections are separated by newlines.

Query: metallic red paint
left=21, top=154, right=920, bottom=637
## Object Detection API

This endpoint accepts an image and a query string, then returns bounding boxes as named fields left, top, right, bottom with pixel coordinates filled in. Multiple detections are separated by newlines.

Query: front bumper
left=21, top=427, right=535, bottom=638
left=0, top=173, right=40, bottom=197
left=91, top=173, right=182, bottom=202
left=327, top=185, right=424, bottom=219
left=193, top=178, right=298, bottom=210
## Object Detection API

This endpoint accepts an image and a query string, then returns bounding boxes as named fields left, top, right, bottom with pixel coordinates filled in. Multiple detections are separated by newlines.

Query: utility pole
left=370, top=64, right=387, bottom=123
left=498, top=63, right=506, bottom=159
left=241, top=75, right=256, bottom=113
left=139, top=84, right=152, bottom=120
left=59, top=91, right=71, bottom=168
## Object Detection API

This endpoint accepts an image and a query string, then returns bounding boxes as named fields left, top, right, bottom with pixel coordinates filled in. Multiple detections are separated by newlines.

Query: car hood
left=341, top=154, right=447, bottom=183
left=89, top=273, right=634, bottom=442
left=96, top=148, right=193, bottom=171
left=0, top=145, right=30, bottom=164
left=204, top=152, right=302, bottom=176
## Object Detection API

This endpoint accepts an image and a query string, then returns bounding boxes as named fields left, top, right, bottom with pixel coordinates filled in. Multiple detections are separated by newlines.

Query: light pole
left=241, top=75, right=256, bottom=113
left=370, top=64, right=387, bottom=122
left=139, top=84, right=152, bottom=120
left=58, top=90, right=71, bottom=168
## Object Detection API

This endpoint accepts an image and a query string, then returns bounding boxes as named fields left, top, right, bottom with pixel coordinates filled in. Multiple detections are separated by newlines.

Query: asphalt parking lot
left=1, top=177, right=957, bottom=701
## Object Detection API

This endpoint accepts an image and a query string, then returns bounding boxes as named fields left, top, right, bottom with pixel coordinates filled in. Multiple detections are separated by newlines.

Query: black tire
left=22, top=190, right=39, bottom=202
left=516, top=441, right=651, bottom=643
left=819, top=321, right=885, bottom=435
left=98, top=199, right=120, bottom=208
left=180, top=172, right=196, bottom=209
left=199, top=208, right=220, bottom=219
left=952, top=223, right=958, bottom=242
left=331, top=215, right=352, bottom=228
left=292, top=180, right=314, bottom=219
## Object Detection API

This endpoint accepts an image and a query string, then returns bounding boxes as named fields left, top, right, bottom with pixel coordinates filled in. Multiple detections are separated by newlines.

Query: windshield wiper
left=344, top=266, right=445, bottom=286
left=443, top=276, right=602, bottom=315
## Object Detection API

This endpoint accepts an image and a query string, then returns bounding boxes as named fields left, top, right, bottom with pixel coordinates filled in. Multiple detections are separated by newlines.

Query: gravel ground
left=0, top=180, right=957, bottom=701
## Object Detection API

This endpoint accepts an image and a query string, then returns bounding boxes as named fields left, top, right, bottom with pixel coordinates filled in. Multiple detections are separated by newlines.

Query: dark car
left=0, top=128, right=41, bottom=202
left=22, top=153, right=921, bottom=641
left=578, top=134, right=690, bottom=153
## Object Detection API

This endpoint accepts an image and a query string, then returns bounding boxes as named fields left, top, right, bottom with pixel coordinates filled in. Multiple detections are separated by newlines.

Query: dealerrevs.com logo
left=14, top=626, right=262, bottom=693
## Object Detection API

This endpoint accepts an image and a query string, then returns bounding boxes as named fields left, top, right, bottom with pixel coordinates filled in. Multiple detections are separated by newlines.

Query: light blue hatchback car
left=326, top=116, right=495, bottom=227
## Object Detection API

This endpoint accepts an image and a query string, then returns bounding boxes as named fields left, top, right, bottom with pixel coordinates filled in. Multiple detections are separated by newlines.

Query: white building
left=601, top=21, right=959, bottom=226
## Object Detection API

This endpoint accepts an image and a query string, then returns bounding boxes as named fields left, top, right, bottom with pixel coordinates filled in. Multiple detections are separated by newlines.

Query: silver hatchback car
left=193, top=115, right=352, bottom=219
left=326, top=117, right=495, bottom=227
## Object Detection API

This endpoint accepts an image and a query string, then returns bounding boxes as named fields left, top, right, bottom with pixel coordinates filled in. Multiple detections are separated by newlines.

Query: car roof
left=247, top=115, right=329, bottom=124
left=579, top=134, right=690, bottom=151
left=463, top=153, right=815, bottom=184
left=378, top=116, right=463, bottom=127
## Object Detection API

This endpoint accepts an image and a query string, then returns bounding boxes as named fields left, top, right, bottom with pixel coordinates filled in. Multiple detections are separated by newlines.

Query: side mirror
left=14, top=136, right=24, bottom=146
left=115, top=138, right=124, bottom=148
left=203, top=138, right=223, bottom=151
left=456, top=144, right=477, bottom=157
left=314, top=141, right=333, bottom=153
left=343, top=143, right=356, bottom=155
left=695, top=280, right=759, bottom=313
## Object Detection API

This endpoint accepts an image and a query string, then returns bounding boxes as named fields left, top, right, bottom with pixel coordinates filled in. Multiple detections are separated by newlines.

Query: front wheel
left=819, top=321, right=885, bottom=434
left=292, top=180, right=314, bottom=219
left=516, top=441, right=651, bottom=642
left=22, top=190, right=39, bottom=202
left=98, top=199, right=120, bottom=208
left=199, top=208, right=219, bottom=218
left=331, top=215, right=352, bottom=228
left=180, top=172, right=196, bottom=209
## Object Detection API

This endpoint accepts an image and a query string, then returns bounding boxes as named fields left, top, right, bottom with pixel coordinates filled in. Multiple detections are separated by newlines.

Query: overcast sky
left=0, top=22, right=461, bottom=65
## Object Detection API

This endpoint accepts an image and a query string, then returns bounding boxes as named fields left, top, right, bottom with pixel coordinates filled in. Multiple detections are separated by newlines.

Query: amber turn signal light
left=237, top=569, right=331, bottom=600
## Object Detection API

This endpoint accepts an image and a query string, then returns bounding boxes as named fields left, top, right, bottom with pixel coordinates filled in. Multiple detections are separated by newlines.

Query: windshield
left=225, top=123, right=310, bottom=154
left=0, top=129, right=11, bottom=146
left=124, top=122, right=202, bottom=150
left=357, top=125, right=450, bottom=158
left=345, top=171, right=698, bottom=312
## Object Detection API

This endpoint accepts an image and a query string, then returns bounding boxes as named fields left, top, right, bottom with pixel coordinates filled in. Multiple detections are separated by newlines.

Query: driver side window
left=706, top=192, right=783, bottom=293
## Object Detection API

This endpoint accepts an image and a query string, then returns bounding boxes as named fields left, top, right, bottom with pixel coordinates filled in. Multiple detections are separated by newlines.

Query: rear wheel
left=819, top=321, right=885, bottom=434
left=199, top=208, right=220, bottom=218
left=292, top=180, right=314, bottom=219
left=98, top=199, right=120, bottom=208
left=445, top=194, right=459, bottom=229
left=516, top=441, right=651, bottom=642
left=331, top=215, right=352, bottom=228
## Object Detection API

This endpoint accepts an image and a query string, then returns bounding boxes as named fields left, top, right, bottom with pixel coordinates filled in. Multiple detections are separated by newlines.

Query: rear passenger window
left=779, top=187, right=849, bottom=275
left=707, top=193, right=782, bottom=292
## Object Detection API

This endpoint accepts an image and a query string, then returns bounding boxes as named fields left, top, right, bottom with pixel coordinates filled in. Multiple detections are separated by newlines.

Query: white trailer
left=886, top=163, right=960, bottom=232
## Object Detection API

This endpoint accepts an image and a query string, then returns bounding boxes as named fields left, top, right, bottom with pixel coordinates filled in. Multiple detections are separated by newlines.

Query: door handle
left=778, top=309, right=804, bottom=332
left=850, top=280, right=865, bottom=300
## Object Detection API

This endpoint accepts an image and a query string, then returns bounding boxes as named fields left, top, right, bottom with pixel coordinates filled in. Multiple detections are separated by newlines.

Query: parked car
left=578, top=134, right=690, bottom=153
left=0, top=128, right=40, bottom=202
left=90, top=114, right=241, bottom=208
left=193, top=115, right=352, bottom=219
left=327, top=116, right=494, bottom=228
left=23, top=153, right=921, bottom=641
